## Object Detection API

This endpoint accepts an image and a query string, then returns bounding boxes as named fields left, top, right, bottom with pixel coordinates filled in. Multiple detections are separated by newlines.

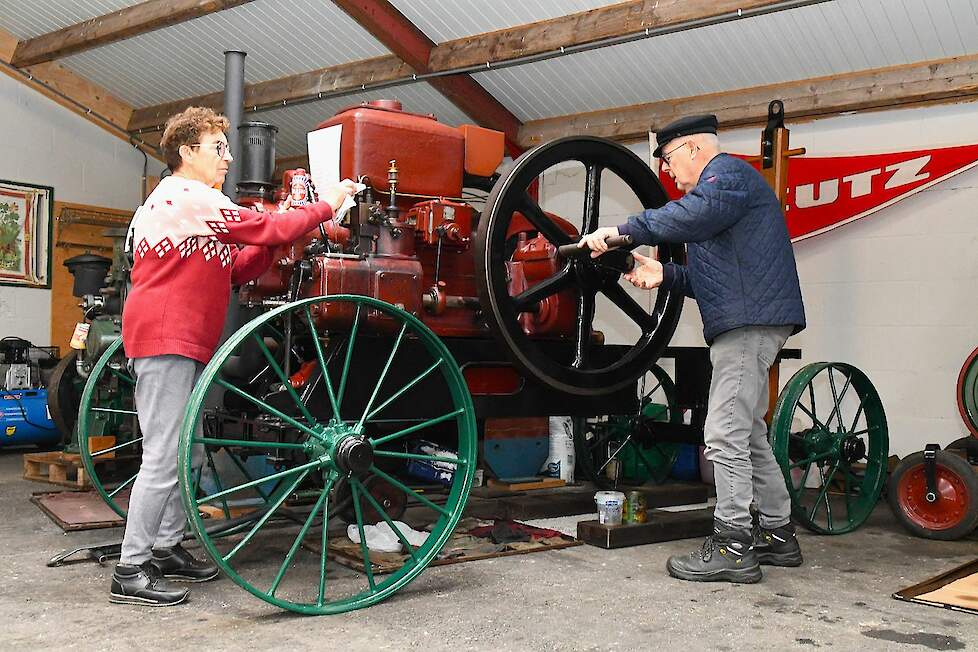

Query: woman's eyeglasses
left=190, top=141, right=230, bottom=158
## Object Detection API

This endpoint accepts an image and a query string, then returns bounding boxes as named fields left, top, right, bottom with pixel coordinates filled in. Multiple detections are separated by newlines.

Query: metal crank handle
left=556, top=234, right=633, bottom=258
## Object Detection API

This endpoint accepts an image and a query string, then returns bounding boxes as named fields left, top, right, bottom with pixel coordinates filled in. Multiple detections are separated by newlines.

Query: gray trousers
left=704, top=325, right=793, bottom=531
left=120, top=355, right=203, bottom=565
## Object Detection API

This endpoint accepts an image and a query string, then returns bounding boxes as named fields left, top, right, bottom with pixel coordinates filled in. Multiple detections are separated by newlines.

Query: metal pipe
left=222, top=50, right=246, bottom=198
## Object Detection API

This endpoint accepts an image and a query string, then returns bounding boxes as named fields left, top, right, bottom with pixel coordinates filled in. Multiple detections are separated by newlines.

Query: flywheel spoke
left=519, top=193, right=574, bottom=246
left=513, top=268, right=573, bottom=312
left=582, top=163, right=603, bottom=235
left=572, top=291, right=596, bottom=369
left=602, top=283, right=659, bottom=334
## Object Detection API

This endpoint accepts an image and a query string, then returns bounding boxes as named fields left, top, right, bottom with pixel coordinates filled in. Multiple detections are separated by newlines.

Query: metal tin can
left=626, top=490, right=647, bottom=524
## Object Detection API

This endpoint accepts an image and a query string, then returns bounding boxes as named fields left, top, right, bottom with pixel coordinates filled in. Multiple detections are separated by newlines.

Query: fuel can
left=625, top=490, right=647, bottom=524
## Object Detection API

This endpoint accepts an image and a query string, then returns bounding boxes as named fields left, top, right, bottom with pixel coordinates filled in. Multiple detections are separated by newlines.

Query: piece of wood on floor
left=23, top=451, right=90, bottom=488
left=487, top=477, right=566, bottom=491
left=577, top=507, right=715, bottom=549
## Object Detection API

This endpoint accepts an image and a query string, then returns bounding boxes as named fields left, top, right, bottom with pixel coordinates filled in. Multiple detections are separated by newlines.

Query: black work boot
left=753, top=522, right=803, bottom=567
left=666, top=521, right=762, bottom=584
left=110, top=561, right=190, bottom=606
left=151, top=543, right=219, bottom=582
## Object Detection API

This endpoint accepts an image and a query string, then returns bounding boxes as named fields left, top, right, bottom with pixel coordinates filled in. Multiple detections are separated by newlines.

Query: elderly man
left=580, top=114, right=806, bottom=583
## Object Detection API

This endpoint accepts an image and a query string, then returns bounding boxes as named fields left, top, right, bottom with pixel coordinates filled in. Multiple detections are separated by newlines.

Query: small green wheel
left=179, top=295, right=477, bottom=614
left=770, top=362, right=888, bottom=534
left=78, top=338, right=141, bottom=518
left=577, top=364, right=681, bottom=487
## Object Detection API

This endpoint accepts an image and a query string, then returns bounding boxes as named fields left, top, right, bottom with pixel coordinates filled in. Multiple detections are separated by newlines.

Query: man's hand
left=578, top=226, right=621, bottom=257
left=320, top=179, right=359, bottom=212
left=623, top=251, right=663, bottom=290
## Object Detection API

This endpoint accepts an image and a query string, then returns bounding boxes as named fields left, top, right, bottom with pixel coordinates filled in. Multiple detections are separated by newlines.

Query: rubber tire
left=887, top=450, right=978, bottom=540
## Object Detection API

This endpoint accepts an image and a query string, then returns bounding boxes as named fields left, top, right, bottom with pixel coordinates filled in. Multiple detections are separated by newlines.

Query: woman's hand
left=320, top=179, right=359, bottom=212
left=623, top=251, right=663, bottom=290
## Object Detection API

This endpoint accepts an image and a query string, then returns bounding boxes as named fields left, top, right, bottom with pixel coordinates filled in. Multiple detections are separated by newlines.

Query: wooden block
left=88, top=435, right=117, bottom=460
left=577, top=507, right=715, bottom=549
left=488, top=477, right=565, bottom=492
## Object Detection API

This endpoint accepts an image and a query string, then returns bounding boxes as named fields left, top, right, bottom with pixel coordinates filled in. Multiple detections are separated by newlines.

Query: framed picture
left=0, top=179, right=54, bottom=288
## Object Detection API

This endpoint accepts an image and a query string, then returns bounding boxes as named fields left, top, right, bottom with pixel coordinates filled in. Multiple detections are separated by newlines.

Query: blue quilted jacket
left=618, top=153, right=805, bottom=344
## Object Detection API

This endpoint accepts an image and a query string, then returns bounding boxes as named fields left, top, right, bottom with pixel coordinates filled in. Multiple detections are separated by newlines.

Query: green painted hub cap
left=770, top=362, right=888, bottom=535
left=178, top=295, right=477, bottom=614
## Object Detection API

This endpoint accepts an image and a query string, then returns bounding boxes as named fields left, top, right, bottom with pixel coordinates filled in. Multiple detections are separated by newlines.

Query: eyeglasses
left=190, top=141, right=231, bottom=158
left=660, top=141, right=690, bottom=166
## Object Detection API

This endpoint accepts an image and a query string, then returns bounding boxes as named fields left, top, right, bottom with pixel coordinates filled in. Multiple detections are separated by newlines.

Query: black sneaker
left=110, top=561, right=190, bottom=607
left=753, top=522, right=803, bottom=567
left=151, top=543, right=219, bottom=582
left=666, top=521, right=762, bottom=584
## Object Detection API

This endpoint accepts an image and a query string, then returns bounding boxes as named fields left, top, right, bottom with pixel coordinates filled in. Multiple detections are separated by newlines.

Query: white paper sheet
left=307, top=124, right=343, bottom=191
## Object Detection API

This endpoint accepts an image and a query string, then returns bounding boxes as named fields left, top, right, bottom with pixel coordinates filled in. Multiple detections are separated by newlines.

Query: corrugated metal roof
left=0, top=0, right=138, bottom=39
left=471, top=0, right=978, bottom=122
left=255, top=83, right=473, bottom=157
left=60, top=0, right=390, bottom=107
left=390, top=0, right=621, bottom=41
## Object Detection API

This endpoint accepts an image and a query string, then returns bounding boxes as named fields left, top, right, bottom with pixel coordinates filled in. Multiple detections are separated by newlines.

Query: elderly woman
left=111, top=107, right=355, bottom=607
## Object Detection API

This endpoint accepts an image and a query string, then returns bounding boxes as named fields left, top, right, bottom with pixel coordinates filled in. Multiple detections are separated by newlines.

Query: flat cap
left=653, top=114, right=719, bottom=158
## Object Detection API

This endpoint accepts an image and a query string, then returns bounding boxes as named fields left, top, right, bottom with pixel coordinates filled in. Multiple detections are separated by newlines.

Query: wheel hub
left=335, top=436, right=374, bottom=474
left=841, top=435, right=866, bottom=464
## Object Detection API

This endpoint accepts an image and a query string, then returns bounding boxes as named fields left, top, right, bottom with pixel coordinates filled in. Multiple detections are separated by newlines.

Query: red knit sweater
left=122, top=176, right=333, bottom=363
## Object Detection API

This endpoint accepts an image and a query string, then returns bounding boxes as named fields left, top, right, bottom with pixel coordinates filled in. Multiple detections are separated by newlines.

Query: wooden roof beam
left=11, top=0, right=255, bottom=68
left=518, top=53, right=978, bottom=147
left=331, top=0, right=523, bottom=154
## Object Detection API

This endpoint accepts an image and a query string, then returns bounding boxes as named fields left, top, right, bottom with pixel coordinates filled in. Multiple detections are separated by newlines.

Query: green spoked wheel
left=178, top=295, right=477, bottom=614
left=577, top=364, right=681, bottom=488
left=770, top=362, right=888, bottom=534
left=78, top=338, right=140, bottom=518
left=956, top=345, right=978, bottom=439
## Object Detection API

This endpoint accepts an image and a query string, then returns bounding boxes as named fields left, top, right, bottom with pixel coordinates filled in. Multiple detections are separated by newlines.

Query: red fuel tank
left=315, top=100, right=464, bottom=199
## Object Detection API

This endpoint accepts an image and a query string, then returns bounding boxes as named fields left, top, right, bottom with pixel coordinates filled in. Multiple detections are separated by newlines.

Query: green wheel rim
left=770, top=362, right=888, bottom=534
left=78, top=338, right=140, bottom=519
left=178, top=295, right=477, bottom=614
left=577, top=364, right=681, bottom=487
left=956, top=345, right=978, bottom=438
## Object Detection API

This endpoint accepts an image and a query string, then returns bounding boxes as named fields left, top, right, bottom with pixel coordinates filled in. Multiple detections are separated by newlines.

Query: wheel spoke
left=251, top=333, right=318, bottom=426
left=601, top=283, right=658, bottom=333
left=198, top=457, right=321, bottom=506
left=216, top=378, right=325, bottom=442
left=796, top=402, right=828, bottom=431
left=337, top=306, right=363, bottom=408
left=269, top=475, right=334, bottom=597
left=108, top=366, right=135, bottom=386
left=368, top=465, right=451, bottom=518
left=223, top=468, right=310, bottom=563
left=374, top=449, right=466, bottom=465
left=107, top=471, right=138, bottom=498
left=809, top=460, right=840, bottom=523
left=581, top=163, right=603, bottom=235
left=825, top=370, right=851, bottom=431
left=204, top=448, right=231, bottom=519
left=572, top=291, right=596, bottom=369
left=353, top=477, right=420, bottom=563
left=365, top=359, right=444, bottom=422
left=305, top=306, right=341, bottom=422
left=597, top=435, right=633, bottom=474
left=788, top=450, right=836, bottom=470
left=356, top=323, right=407, bottom=432
left=91, top=406, right=138, bottom=416
left=90, top=436, right=143, bottom=457
left=512, top=268, right=573, bottom=312
left=193, top=436, right=307, bottom=450
left=369, top=408, right=465, bottom=447
left=318, top=476, right=331, bottom=607
left=519, top=193, right=574, bottom=246
left=226, top=451, right=271, bottom=502
left=350, top=479, right=376, bottom=592
left=849, top=400, right=865, bottom=434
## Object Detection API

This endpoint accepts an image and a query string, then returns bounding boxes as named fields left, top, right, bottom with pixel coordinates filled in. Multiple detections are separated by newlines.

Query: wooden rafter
left=331, top=0, right=523, bottom=153
left=518, top=53, right=978, bottom=147
left=11, top=0, right=255, bottom=68
left=126, top=0, right=807, bottom=137
left=0, top=28, right=161, bottom=160
left=124, top=0, right=808, bottom=136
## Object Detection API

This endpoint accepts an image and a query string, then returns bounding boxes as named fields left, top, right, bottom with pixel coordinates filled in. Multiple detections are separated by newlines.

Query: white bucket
left=594, top=490, right=626, bottom=526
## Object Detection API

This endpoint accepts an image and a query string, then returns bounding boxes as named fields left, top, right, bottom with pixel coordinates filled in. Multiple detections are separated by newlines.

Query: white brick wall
left=0, top=72, right=165, bottom=346
left=539, top=100, right=978, bottom=456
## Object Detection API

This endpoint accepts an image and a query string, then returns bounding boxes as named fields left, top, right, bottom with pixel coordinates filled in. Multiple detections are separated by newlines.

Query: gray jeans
left=704, top=325, right=793, bottom=531
left=120, top=355, right=203, bottom=565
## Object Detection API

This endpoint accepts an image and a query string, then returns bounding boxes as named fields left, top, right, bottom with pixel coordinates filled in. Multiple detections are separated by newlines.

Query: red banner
left=658, top=144, right=978, bottom=242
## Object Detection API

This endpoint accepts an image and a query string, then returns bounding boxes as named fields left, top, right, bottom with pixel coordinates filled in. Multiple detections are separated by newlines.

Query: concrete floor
left=1, top=451, right=976, bottom=651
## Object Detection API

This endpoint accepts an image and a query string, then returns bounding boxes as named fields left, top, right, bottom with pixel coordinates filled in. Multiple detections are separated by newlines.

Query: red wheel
left=956, top=345, right=978, bottom=438
left=888, top=450, right=978, bottom=540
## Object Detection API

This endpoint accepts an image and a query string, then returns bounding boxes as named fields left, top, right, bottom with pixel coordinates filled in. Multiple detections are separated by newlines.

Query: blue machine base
left=482, top=435, right=549, bottom=483
left=0, top=389, right=60, bottom=448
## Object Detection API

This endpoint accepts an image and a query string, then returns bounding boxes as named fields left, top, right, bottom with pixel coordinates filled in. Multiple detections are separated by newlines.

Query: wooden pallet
left=23, top=451, right=92, bottom=488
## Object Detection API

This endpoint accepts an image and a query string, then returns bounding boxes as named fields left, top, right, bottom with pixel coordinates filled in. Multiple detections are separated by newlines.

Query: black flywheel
left=476, top=136, right=684, bottom=396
